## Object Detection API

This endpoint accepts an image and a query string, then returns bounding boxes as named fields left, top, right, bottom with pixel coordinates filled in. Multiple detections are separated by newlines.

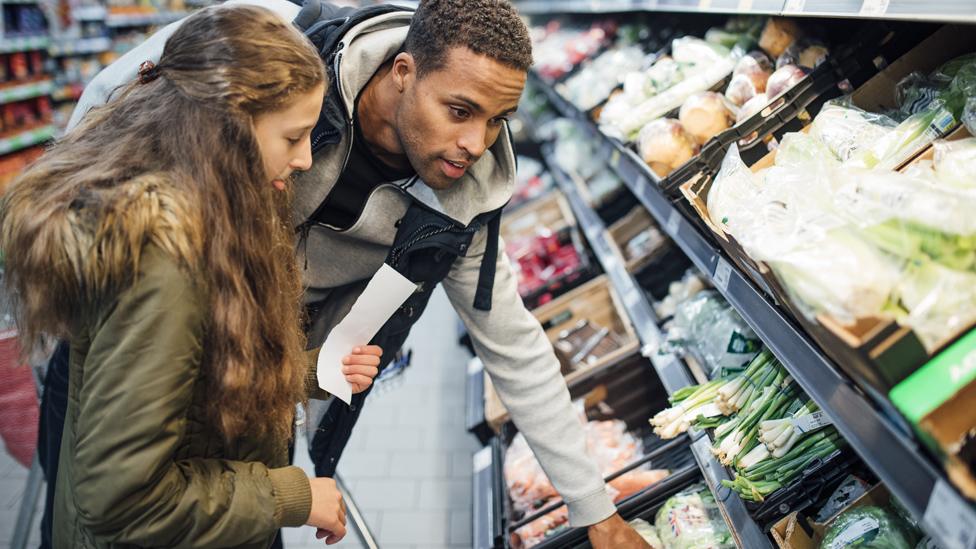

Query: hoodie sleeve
left=70, top=246, right=311, bottom=547
left=441, top=227, right=617, bottom=527
left=67, top=0, right=302, bottom=130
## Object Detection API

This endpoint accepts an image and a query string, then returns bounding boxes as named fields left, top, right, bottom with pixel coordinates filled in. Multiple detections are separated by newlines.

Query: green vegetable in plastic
left=819, top=506, right=919, bottom=549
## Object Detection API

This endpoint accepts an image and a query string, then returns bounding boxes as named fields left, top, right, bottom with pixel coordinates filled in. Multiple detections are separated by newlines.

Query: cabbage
left=819, top=506, right=919, bottom=549
left=654, top=485, right=735, bottom=549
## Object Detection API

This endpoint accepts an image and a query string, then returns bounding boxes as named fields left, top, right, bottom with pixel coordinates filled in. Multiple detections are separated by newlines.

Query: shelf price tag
left=473, top=446, right=492, bottom=474
left=859, top=0, right=889, bottom=15
left=782, top=0, right=806, bottom=13
left=609, top=149, right=621, bottom=171
left=794, top=411, right=833, bottom=434
left=923, top=480, right=976, bottom=549
left=624, top=287, right=643, bottom=310
left=467, top=357, right=484, bottom=376
left=713, top=258, right=732, bottom=292
left=665, top=209, right=681, bottom=237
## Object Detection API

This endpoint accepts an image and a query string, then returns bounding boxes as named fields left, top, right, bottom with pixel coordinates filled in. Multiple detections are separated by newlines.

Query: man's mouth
left=440, top=158, right=468, bottom=179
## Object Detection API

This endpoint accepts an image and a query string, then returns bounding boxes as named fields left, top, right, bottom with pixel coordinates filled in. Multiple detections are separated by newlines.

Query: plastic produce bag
left=654, top=484, right=735, bottom=549
left=819, top=506, right=919, bottom=549
left=808, top=101, right=897, bottom=163
left=629, top=519, right=664, bottom=549
left=725, top=51, right=773, bottom=107
left=776, top=40, right=829, bottom=70
left=894, top=259, right=976, bottom=351
left=637, top=119, right=698, bottom=177
left=664, top=290, right=762, bottom=376
left=933, top=137, right=976, bottom=189
left=679, top=92, right=734, bottom=145
left=766, top=64, right=809, bottom=100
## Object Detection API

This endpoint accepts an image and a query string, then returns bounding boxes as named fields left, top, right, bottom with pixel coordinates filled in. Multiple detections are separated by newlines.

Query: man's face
left=393, top=47, right=526, bottom=190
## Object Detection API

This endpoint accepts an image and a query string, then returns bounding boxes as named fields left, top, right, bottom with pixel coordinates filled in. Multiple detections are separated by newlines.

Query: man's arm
left=441, top=227, right=616, bottom=527
left=67, top=0, right=302, bottom=130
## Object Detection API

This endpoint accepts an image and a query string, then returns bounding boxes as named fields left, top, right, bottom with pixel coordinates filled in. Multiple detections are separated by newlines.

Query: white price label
left=923, top=480, right=976, bottom=549
left=473, top=446, right=492, bottom=474
left=783, top=0, right=806, bottom=12
left=794, top=411, right=833, bottom=434
left=713, top=258, right=732, bottom=292
left=825, top=517, right=879, bottom=549
left=467, top=357, right=484, bottom=376
left=697, top=403, right=723, bottom=418
left=610, top=149, right=621, bottom=170
left=859, top=0, right=889, bottom=15
left=665, top=209, right=681, bottom=236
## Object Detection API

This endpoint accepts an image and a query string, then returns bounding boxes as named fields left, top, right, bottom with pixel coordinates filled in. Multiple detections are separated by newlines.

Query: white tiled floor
left=1, top=286, right=479, bottom=549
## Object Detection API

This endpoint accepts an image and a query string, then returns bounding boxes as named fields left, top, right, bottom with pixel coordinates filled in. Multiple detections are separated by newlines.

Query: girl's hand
left=343, top=345, right=383, bottom=394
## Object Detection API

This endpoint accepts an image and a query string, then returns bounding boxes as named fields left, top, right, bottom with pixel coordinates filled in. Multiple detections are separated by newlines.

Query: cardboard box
left=891, top=328, right=976, bottom=499
left=500, top=192, right=575, bottom=245
left=483, top=275, right=640, bottom=431
left=771, top=484, right=893, bottom=549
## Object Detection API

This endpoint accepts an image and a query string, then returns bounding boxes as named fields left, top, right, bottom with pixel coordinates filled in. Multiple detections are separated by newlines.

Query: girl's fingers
left=346, top=375, right=374, bottom=389
left=351, top=345, right=383, bottom=357
left=342, top=354, right=381, bottom=367
left=343, top=364, right=379, bottom=378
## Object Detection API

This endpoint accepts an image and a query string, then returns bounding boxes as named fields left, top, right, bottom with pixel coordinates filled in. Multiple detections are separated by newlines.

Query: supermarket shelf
left=49, top=36, right=111, bottom=57
left=543, top=146, right=693, bottom=395
left=690, top=433, right=773, bottom=549
left=72, top=5, right=108, bottom=21
left=0, top=124, right=55, bottom=155
left=472, top=444, right=500, bottom=549
left=0, top=35, right=49, bottom=54
left=106, top=11, right=187, bottom=28
left=513, top=0, right=976, bottom=22
left=542, top=145, right=777, bottom=549
left=533, top=73, right=976, bottom=549
left=0, top=79, right=51, bottom=105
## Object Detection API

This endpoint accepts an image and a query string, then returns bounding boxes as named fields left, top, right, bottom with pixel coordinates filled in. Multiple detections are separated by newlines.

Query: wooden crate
left=483, top=275, right=640, bottom=432
left=607, top=206, right=669, bottom=274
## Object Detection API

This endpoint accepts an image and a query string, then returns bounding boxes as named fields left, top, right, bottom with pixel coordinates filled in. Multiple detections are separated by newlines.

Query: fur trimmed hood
left=1, top=173, right=202, bottom=333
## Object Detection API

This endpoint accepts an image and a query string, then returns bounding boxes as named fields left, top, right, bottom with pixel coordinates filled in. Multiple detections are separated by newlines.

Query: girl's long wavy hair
left=1, top=5, right=325, bottom=442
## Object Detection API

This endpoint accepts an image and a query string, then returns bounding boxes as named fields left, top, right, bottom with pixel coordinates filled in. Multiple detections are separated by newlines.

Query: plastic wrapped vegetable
left=664, top=290, right=762, bottom=376
left=766, top=64, right=809, bottom=100
left=679, top=92, right=734, bottom=145
left=933, top=137, right=976, bottom=189
left=808, top=101, right=897, bottom=163
left=894, top=259, right=976, bottom=351
left=654, top=485, right=735, bottom=549
left=759, top=18, right=801, bottom=58
left=638, top=119, right=698, bottom=177
left=819, top=506, right=918, bottom=549
left=725, top=51, right=774, bottom=106
left=777, top=40, right=829, bottom=70
left=629, top=519, right=664, bottom=549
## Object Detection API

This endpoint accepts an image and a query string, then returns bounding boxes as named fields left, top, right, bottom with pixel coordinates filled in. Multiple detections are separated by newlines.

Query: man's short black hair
left=404, top=0, right=533, bottom=76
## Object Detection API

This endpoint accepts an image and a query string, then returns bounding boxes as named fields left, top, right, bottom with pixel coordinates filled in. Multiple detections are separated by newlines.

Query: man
left=70, top=0, right=650, bottom=545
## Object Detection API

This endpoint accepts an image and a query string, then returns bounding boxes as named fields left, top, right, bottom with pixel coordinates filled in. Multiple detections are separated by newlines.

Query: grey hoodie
left=69, top=0, right=616, bottom=527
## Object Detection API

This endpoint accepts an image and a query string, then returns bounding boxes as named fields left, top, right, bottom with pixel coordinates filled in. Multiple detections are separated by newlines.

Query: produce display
left=552, top=319, right=624, bottom=374
left=652, top=485, right=735, bottom=549
left=504, top=408, right=672, bottom=547
left=820, top=506, right=920, bottom=549
left=652, top=350, right=846, bottom=502
left=531, top=20, right=618, bottom=81
left=707, top=53, right=976, bottom=351
left=510, top=156, right=554, bottom=208
left=660, top=290, right=762, bottom=377
left=506, top=228, right=585, bottom=304
left=653, top=269, right=709, bottom=319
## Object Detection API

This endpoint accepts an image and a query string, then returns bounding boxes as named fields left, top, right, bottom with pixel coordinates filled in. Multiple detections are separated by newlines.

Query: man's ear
left=392, top=52, right=416, bottom=93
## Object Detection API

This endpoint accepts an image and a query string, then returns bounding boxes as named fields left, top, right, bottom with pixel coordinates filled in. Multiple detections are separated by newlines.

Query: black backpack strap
left=473, top=210, right=503, bottom=311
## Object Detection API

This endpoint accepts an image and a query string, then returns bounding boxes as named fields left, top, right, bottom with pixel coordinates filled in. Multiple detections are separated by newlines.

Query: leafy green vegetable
left=820, top=506, right=919, bottom=549
left=654, top=485, right=735, bottom=549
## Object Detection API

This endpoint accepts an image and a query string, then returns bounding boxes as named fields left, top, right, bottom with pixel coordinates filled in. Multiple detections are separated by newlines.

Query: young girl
left=1, top=5, right=380, bottom=547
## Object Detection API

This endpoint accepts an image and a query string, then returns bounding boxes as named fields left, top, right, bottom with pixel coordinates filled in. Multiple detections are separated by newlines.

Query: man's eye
left=287, top=137, right=302, bottom=145
left=450, top=107, right=470, bottom=120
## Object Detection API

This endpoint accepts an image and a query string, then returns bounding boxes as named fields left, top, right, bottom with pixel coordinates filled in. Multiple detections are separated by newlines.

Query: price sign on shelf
left=610, top=149, right=621, bottom=171
left=859, top=0, right=890, bottom=16
left=782, top=0, right=806, bottom=13
left=923, top=480, right=976, bottom=549
left=713, top=258, right=733, bottom=292
left=794, top=411, right=833, bottom=434
left=665, top=209, right=681, bottom=237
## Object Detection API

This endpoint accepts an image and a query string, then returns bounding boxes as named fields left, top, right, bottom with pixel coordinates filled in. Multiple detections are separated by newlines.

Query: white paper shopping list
left=316, top=263, right=417, bottom=404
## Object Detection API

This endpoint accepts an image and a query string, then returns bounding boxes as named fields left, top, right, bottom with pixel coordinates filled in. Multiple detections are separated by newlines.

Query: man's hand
left=343, top=345, right=383, bottom=394
left=587, top=513, right=651, bottom=549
